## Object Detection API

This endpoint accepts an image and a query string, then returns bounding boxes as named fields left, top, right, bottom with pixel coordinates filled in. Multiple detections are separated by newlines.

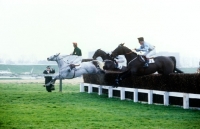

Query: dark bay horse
left=92, top=49, right=127, bottom=72
left=111, top=43, right=182, bottom=86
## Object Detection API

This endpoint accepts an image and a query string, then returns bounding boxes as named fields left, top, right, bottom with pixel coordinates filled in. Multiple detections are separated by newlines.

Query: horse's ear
left=119, top=43, right=125, bottom=46
left=56, top=53, right=60, bottom=56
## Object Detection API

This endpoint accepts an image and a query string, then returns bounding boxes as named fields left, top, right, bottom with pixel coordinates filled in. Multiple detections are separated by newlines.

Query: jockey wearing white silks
left=115, top=55, right=126, bottom=69
left=135, top=42, right=156, bottom=58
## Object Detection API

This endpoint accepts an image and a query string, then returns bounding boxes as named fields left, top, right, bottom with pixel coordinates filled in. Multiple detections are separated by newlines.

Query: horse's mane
left=96, top=49, right=108, bottom=55
left=59, top=54, right=82, bottom=64
left=119, top=43, right=138, bottom=55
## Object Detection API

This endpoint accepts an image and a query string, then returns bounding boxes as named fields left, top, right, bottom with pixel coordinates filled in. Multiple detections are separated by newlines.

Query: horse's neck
left=99, top=51, right=112, bottom=61
left=56, top=59, right=66, bottom=69
left=99, top=53, right=109, bottom=60
left=124, top=53, right=138, bottom=64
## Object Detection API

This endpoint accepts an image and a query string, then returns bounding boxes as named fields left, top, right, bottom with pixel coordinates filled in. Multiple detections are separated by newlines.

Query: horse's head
left=47, top=53, right=60, bottom=61
left=111, top=43, right=132, bottom=58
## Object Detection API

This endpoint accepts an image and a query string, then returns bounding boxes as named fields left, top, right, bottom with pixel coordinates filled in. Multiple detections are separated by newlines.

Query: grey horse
left=45, top=53, right=104, bottom=86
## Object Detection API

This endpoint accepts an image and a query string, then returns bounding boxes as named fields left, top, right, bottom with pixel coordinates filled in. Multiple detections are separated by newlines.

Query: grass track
left=0, top=83, right=200, bottom=129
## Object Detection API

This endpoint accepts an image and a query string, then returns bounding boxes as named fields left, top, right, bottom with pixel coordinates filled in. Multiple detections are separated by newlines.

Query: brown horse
left=111, top=43, right=182, bottom=86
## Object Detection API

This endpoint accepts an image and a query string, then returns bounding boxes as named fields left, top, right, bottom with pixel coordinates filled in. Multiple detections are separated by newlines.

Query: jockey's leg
left=144, top=57, right=149, bottom=68
left=144, top=50, right=156, bottom=68
left=143, top=52, right=149, bottom=68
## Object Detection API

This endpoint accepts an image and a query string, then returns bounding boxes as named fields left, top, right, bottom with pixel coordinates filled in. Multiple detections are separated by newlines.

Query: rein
left=125, top=51, right=134, bottom=55
left=124, top=50, right=138, bottom=65
left=127, top=56, right=138, bottom=66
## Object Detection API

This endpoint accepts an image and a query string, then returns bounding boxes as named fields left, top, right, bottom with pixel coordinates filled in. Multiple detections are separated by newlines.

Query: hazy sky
left=1, top=0, right=200, bottom=62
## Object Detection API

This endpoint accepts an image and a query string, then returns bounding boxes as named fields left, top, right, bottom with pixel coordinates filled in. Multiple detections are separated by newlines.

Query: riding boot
left=143, top=58, right=149, bottom=68
left=70, top=64, right=75, bottom=70
left=115, top=62, right=118, bottom=69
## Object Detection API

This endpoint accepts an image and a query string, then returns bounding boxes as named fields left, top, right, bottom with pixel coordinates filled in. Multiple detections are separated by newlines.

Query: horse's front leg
left=114, top=69, right=132, bottom=87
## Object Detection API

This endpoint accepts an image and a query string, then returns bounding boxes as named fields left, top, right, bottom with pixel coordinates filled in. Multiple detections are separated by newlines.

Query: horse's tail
left=169, top=56, right=184, bottom=73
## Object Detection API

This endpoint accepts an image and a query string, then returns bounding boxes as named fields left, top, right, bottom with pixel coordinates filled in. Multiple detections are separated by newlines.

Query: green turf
left=0, top=83, right=200, bottom=129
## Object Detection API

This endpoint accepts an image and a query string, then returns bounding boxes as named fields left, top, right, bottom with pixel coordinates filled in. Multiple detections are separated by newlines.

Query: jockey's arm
left=136, top=44, right=149, bottom=52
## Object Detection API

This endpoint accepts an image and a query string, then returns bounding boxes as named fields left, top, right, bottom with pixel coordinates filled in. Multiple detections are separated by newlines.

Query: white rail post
left=148, top=90, right=153, bottom=104
left=183, top=93, right=189, bottom=109
left=164, top=91, right=169, bottom=106
left=59, top=79, right=62, bottom=92
left=88, top=84, right=93, bottom=93
left=133, top=88, right=138, bottom=102
left=120, top=87, right=125, bottom=100
left=108, top=86, right=113, bottom=98
left=98, top=85, right=102, bottom=95
left=80, top=83, right=84, bottom=92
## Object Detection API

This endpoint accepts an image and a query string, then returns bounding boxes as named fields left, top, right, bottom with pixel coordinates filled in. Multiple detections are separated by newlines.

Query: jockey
left=134, top=37, right=156, bottom=68
left=70, top=42, right=82, bottom=70
left=114, top=55, right=126, bottom=69
left=72, top=42, right=82, bottom=56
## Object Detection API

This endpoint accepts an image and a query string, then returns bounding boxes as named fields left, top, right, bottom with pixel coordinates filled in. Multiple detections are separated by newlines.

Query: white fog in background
left=0, top=0, right=200, bottom=68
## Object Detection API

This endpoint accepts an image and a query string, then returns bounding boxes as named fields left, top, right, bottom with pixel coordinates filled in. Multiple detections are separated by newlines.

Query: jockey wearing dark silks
left=72, top=42, right=82, bottom=56
left=70, top=42, right=82, bottom=70
left=134, top=37, right=156, bottom=68
left=43, top=66, right=55, bottom=89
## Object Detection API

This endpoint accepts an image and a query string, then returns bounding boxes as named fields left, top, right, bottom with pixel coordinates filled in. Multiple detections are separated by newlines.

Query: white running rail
left=80, top=83, right=200, bottom=110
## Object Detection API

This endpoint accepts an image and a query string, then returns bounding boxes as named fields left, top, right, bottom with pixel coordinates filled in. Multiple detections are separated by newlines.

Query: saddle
left=139, top=55, right=155, bottom=63
left=69, top=64, right=81, bottom=70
